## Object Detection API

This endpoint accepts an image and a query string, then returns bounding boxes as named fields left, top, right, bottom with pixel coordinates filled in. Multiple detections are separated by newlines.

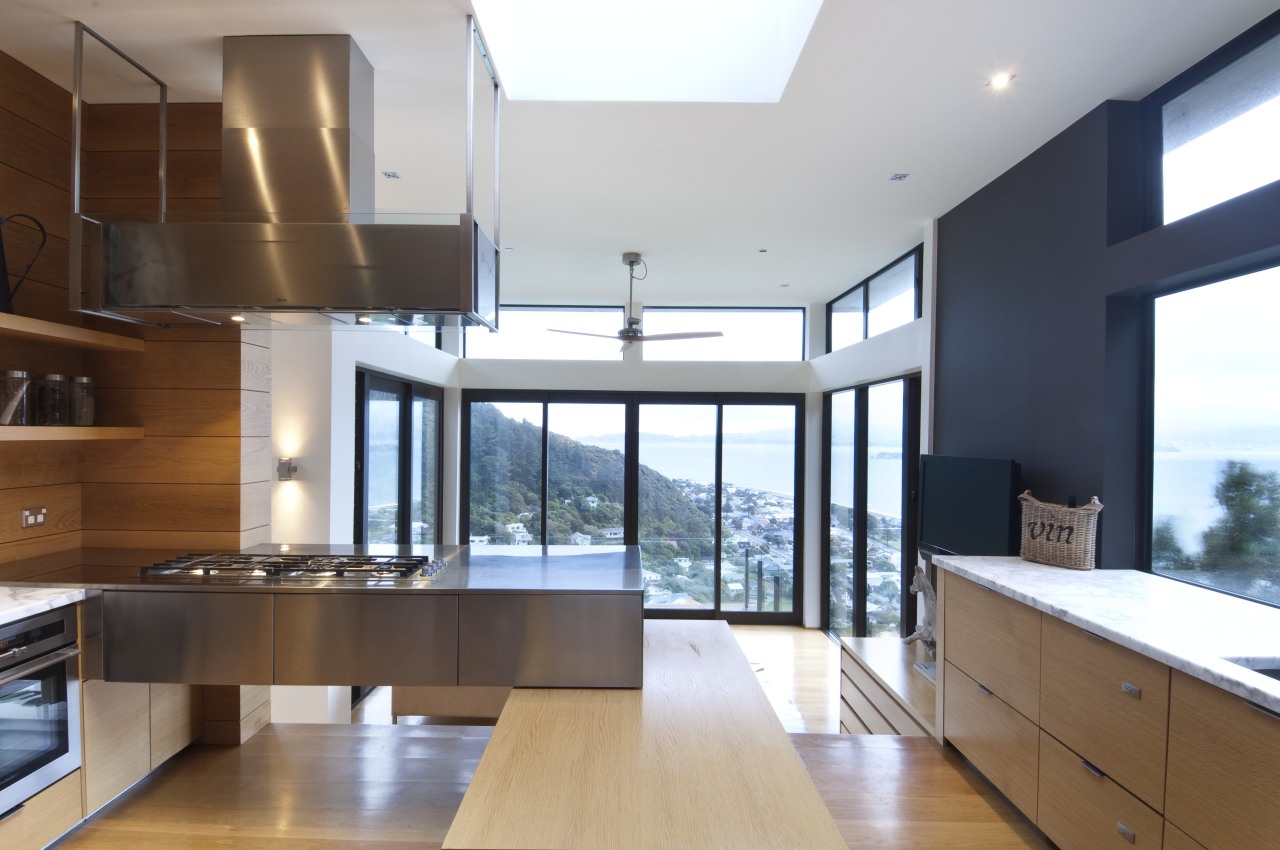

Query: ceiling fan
left=550, top=252, right=724, bottom=347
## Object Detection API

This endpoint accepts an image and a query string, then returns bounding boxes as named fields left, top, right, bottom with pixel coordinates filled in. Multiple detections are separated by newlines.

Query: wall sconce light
left=277, top=457, right=298, bottom=480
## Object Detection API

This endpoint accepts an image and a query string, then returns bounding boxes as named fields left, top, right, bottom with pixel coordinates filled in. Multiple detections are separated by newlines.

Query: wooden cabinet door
left=943, top=661, right=1040, bottom=816
left=944, top=575, right=1041, bottom=721
left=82, top=679, right=150, bottom=814
left=1040, top=614, right=1170, bottom=811
left=150, top=683, right=202, bottom=769
left=1037, top=731, right=1163, bottom=850
left=1166, top=671, right=1280, bottom=850
left=1163, top=821, right=1208, bottom=850
left=0, top=770, right=82, bottom=850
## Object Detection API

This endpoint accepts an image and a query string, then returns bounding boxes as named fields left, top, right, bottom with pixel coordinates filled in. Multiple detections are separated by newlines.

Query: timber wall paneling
left=2, top=49, right=270, bottom=563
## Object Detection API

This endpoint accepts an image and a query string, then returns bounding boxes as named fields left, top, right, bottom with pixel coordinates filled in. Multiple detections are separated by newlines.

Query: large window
left=1151, top=15, right=1280, bottom=224
left=826, top=247, right=922, bottom=353
left=464, top=306, right=625, bottom=359
left=639, top=308, right=805, bottom=361
left=355, top=371, right=443, bottom=545
left=823, top=376, right=920, bottom=637
left=1150, top=264, right=1280, bottom=606
left=463, top=390, right=803, bottom=621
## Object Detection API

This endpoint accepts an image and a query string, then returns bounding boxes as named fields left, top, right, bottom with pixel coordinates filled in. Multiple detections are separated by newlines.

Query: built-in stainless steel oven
left=0, top=605, right=81, bottom=818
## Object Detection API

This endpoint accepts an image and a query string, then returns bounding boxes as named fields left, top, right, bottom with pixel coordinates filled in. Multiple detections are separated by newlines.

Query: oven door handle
left=0, top=646, right=80, bottom=687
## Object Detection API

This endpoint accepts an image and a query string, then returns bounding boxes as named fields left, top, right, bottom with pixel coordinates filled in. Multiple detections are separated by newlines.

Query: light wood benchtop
left=443, top=619, right=848, bottom=850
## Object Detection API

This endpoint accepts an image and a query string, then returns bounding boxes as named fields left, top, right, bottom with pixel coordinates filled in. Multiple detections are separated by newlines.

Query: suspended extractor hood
left=73, top=24, right=499, bottom=328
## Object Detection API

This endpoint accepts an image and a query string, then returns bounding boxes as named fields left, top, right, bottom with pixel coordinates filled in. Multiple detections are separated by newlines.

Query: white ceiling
left=2, top=0, right=1277, bottom=308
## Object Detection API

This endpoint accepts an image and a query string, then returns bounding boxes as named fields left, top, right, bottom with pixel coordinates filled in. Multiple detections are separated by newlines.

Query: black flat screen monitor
left=917, top=455, right=1021, bottom=556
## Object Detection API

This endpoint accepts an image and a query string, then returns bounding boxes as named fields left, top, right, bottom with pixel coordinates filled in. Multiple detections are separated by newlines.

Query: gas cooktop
left=140, top=552, right=448, bottom=582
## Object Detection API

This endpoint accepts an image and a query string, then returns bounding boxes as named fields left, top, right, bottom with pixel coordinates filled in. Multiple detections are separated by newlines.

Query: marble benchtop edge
left=934, top=555, right=1280, bottom=714
left=0, top=586, right=87, bottom=627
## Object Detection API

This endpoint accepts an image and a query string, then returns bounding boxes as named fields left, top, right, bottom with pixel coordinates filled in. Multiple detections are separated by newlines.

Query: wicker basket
left=1019, top=490, right=1103, bottom=570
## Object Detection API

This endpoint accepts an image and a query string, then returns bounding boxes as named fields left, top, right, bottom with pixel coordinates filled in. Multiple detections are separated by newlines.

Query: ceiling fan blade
left=635, top=331, right=725, bottom=342
left=548, top=328, right=625, bottom=340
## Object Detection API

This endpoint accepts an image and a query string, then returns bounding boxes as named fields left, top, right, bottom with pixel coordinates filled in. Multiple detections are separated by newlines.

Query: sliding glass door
left=356, top=371, right=443, bottom=545
left=464, top=391, right=803, bottom=622
left=638, top=404, right=717, bottom=610
left=823, top=376, right=920, bottom=638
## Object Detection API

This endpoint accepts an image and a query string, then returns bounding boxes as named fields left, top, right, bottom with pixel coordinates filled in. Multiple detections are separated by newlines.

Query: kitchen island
left=5, top=544, right=644, bottom=689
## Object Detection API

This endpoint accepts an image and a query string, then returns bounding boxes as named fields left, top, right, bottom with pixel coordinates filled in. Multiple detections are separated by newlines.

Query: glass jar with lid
left=1, top=370, right=30, bottom=425
left=70, top=376, right=95, bottom=426
left=35, top=374, right=69, bottom=426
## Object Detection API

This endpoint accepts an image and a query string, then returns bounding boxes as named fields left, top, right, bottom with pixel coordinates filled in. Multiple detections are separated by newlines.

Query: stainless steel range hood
left=73, top=25, right=499, bottom=328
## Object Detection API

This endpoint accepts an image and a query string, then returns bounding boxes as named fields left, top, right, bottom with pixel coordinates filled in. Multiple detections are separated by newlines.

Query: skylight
left=471, top=0, right=824, bottom=102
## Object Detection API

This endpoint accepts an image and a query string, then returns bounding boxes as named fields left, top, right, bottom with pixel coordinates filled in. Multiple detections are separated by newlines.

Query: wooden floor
left=796, top=734, right=1048, bottom=849
left=730, top=624, right=842, bottom=733
left=53, top=724, right=495, bottom=849
left=53, top=626, right=1048, bottom=849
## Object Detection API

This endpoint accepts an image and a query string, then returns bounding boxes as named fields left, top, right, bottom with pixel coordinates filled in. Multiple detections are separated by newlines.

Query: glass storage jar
left=1, top=370, right=30, bottom=425
left=35, top=374, right=69, bottom=426
left=70, top=376, right=95, bottom=426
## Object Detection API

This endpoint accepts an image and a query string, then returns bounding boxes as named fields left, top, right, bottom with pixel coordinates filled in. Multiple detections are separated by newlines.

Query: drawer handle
left=976, top=683, right=993, bottom=696
left=1116, top=821, right=1136, bottom=844
left=1080, top=758, right=1105, bottom=778
left=1247, top=700, right=1280, bottom=721
left=1121, top=680, right=1142, bottom=700
left=1083, top=629, right=1107, bottom=642
left=0, top=803, right=25, bottom=824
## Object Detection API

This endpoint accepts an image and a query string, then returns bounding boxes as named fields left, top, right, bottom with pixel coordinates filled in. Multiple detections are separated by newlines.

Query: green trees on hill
left=1153, top=460, right=1280, bottom=603
left=468, top=403, right=714, bottom=550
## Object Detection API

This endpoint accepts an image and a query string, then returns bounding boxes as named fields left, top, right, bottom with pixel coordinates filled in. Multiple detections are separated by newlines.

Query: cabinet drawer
left=1040, top=615, right=1170, bottom=811
left=1166, top=671, right=1280, bottom=850
left=944, top=575, right=1041, bottom=721
left=943, top=661, right=1039, bottom=816
left=1162, top=822, right=1207, bottom=850
left=0, top=769, right=82, bottom=850
left=1037, top=731, right=1163, bottom=850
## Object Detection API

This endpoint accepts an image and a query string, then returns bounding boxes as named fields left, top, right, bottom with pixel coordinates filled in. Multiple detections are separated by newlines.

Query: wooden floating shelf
left=0, top=313, right=145, bottom=353
left=0, top=426, right=145, bottom=442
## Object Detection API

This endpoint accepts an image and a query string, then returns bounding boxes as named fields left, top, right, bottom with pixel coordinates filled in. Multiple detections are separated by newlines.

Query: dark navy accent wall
left=934, top=101, right=1280, bottom=568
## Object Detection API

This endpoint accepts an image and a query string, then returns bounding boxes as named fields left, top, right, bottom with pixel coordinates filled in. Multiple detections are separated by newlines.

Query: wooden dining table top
left=443, top=618, right=848, bottom=850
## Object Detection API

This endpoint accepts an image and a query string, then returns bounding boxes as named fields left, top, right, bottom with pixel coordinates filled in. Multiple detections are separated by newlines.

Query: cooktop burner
left=141, top=552, right=449, bottom=581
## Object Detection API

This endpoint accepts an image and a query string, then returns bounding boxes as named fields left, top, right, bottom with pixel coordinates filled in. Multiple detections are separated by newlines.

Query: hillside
left=468, top=403, right=714, bottom=550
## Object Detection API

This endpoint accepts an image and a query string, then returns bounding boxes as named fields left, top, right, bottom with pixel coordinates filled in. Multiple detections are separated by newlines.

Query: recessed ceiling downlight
left=988, top=72, right=1015, bottom=90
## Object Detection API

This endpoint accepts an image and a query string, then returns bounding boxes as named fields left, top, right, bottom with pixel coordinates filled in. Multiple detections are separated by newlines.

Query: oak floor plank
left=54, top=724, right=493, bottom=850
left=793, top=733, right=1050, bottom=849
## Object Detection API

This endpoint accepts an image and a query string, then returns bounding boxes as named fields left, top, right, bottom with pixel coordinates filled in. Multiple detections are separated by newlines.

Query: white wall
left=271, top=326, right=460, bottom=545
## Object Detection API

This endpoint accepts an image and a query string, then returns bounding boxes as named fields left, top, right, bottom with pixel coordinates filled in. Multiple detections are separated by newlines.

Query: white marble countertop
left=0, top=585, right=86, bottom=627
left=935, top=555, right=1280, bottom=714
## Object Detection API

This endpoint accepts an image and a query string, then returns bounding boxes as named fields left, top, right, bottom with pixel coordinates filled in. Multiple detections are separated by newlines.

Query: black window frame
left=354, top=369, right=445, bottom=545
left=1139, top=9, right=1280, bottom=231
left=825, top=245, right=923, bottom=354
left=461, top=388, right=805, bottom=624
left=820, top=374, right=922, bottom=638
left=1140, top=258, right=1280, bottom=610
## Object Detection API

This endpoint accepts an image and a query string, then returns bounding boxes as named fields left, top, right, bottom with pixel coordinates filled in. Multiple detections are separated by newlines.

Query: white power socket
left=21, top=507, right=46, bottom=528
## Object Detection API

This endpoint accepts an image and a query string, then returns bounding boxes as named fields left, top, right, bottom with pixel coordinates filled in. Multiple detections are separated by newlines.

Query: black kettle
left=0, top=212, right=47, bottom=313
